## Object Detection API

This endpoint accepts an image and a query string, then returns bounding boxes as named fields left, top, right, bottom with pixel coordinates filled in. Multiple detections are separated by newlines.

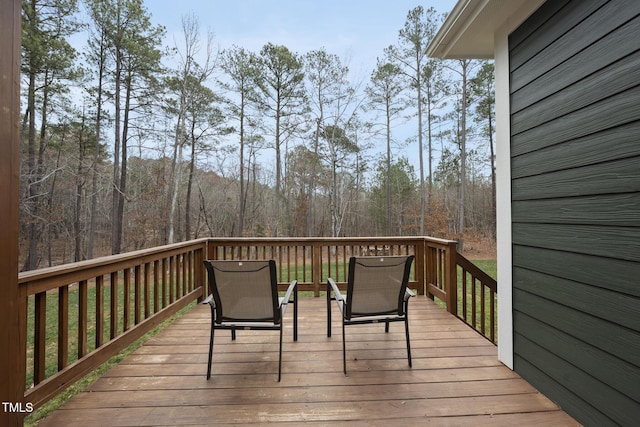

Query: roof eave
left=427, top=0, right=545, bottom=59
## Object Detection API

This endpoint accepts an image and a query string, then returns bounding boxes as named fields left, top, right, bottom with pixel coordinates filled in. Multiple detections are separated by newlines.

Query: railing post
left=0, top=2, right=25, bottom=424
left=445, top=240, right=458, bottom=316
left=312, top=242, right=321, bottom=297
left=415, top=239, right=426, bottom=295
left=195, top=244, right=205, bottom=302
left=424, top=244, right=434, bottom=301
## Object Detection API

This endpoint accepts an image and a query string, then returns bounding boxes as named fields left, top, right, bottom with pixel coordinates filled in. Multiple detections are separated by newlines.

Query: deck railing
left=454, top=253, right=498, bottom=343
left=16, top=236, right=496, bottom=413
left=205, top=237, right=426, bottom=296
left=19, top=240, right=207, bottom=409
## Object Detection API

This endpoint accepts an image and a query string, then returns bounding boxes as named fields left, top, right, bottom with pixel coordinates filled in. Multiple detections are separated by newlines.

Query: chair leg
left=342, top=318, right=347, bottom=376
left=207, top=325, right=215, bottom=380
left=293, top=287, right=298, bottom=342
left=326, top=284, right=332, bottom=337
left=278, top=324, right=283, bottom=382
left=385, top=319, right=390, bottom=333
left=405, top=317, right=412, bottom=368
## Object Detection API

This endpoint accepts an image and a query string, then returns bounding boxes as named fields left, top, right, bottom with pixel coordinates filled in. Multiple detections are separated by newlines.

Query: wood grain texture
left=510, top=0, right=640, bottom=91
left=511, top=85, right=640, bottom=157
left=512, top=193, right=640, bottom=226
left=38, top=298, right=579, bottom=426
left=512, top=246, right=639, bottom=296
left=511, top=121, right=640, bottom=179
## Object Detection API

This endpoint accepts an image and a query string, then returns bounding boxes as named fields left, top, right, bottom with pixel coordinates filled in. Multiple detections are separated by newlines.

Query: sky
left=141, top=1, right=461, bottom=175
left=147, top=1, right=458, bottom=77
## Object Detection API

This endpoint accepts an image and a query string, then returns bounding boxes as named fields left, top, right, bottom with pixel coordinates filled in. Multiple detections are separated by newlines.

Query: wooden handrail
left=455, top=253, right=498, bottom=343
left=16, top=235, right=497, bottom=412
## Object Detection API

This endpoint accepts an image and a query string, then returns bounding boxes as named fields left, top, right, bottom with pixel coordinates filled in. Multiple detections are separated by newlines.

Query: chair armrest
left=327, top=278, right=344, bottom=302
left=404, top=288, right=416, bottom=301
left=280, top=280, right=298, bottom=306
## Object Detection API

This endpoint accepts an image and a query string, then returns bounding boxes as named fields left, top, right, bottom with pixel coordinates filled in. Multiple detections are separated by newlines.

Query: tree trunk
left=185, top=122, right=197, bottom=240
left=237, top=98, right=246, bottom=237
left=25, top=60, right=40, bottom=270
left=111, top=42, right=122, bottom=254
left=89, top=34, right=106, bottom=259
left=385, top=98, right=392, bottom=236
left=459, top=61, right=468, bottom=236
left=274, top=97, right=281, bottom=237
left=308, top=118, right=320, bottom=237
left=417, top=73, right=425, bottom=236
left=75, top=120, right=86, bottom=262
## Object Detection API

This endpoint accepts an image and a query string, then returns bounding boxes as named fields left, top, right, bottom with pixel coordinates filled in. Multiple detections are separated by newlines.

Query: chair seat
left=344, top=313, right=407, bottom=324
left=334, top=297, right=406, bottom=323
left=210, top=320, right=281, bottom=329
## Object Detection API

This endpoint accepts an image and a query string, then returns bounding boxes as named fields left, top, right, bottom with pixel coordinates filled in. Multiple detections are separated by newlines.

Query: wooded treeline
left=19, top=0, right=495, bottom=271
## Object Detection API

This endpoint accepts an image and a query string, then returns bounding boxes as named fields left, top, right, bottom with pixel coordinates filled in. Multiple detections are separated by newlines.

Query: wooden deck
left=40, top=297, right=579, bottom=426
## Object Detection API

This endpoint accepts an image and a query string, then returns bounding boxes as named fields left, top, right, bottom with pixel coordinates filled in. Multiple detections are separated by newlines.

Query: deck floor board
left=40, top=297, right=580, bottom=426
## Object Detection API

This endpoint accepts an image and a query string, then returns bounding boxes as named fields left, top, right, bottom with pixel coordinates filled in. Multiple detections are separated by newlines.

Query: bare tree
left=304, top=49, right=365, bottom=237
left=447, top=59, right=480, bottom=236
left=101, top=0, right=164, bottom=254
left=421, top=56, right=449, bottom=231
left=85, top=0, right=112, bottom=258
left=219, top=46, right=262, bottom=236
left=365, top=59, right=407, bottom=235
left=21, top=0, right=79, bottom=269
left=256, top=43, right=307, bottom=236
left=163, top=13, right=217, bottom=243
left=470, top=61, right=496, bottom=238
left=386, top=6, right=442, bottom=235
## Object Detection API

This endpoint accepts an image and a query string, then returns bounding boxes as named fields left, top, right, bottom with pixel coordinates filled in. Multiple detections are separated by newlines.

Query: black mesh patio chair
left=327, top=255, right=415, bottom=375
left=203, top=259, right=298, bottom=381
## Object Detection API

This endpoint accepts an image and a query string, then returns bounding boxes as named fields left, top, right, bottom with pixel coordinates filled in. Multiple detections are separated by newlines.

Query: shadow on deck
left=40, top=297, right=579, bottom=426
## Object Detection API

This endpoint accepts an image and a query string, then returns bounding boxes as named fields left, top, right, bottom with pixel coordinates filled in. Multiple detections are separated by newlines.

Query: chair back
left=346, top=255, right=414, bottom=319
left=203, top=260, right=280, bottom=324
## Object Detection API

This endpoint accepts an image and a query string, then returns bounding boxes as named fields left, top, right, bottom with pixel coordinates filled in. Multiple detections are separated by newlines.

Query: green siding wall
left=509, top=0, right=640, bottom=425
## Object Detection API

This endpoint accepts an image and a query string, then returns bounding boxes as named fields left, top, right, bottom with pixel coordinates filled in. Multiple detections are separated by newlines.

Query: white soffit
left=427, top=0, right=545, bottom=59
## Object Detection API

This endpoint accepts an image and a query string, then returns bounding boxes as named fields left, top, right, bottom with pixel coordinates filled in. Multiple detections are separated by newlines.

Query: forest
left=20, top=0, right=496, bottom=271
